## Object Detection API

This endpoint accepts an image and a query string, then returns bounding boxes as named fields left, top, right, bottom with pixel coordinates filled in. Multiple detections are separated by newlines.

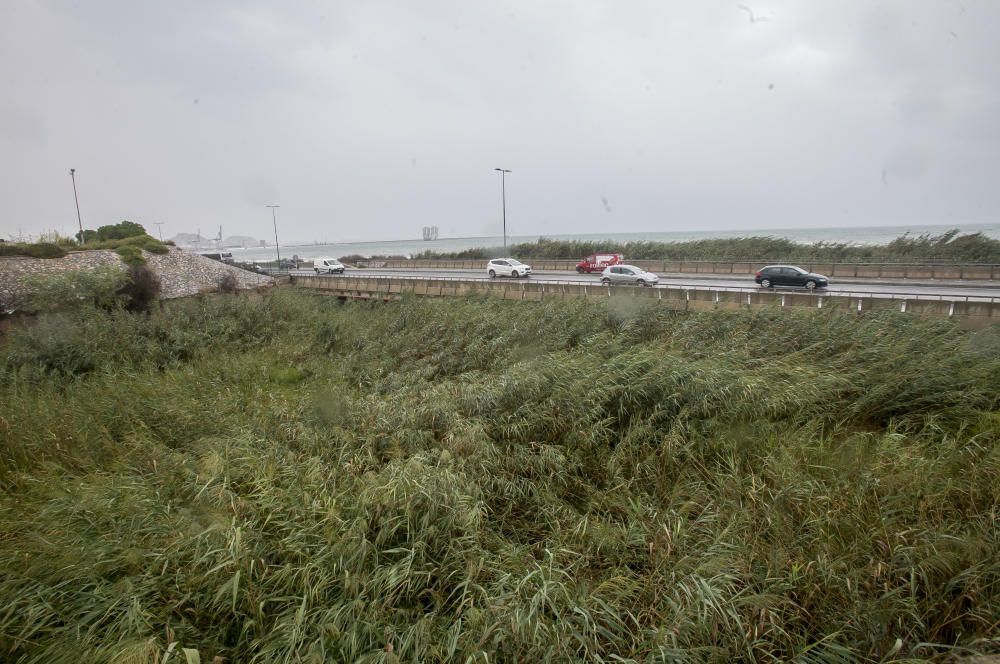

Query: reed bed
left=412, top=230, right=1000, bottom=263
left=0, top=291, right=997, bottom=662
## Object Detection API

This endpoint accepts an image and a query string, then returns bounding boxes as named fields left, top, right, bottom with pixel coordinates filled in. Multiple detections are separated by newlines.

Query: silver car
left=600, top=264, right=659, bottom=286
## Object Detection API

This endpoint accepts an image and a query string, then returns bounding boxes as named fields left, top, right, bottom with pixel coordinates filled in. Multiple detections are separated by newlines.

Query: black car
left=754, top=265, right=829, bottom=290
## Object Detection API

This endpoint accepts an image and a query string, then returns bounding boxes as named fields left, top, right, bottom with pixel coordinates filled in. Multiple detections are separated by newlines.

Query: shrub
left=117, top=264, right=161, bottom=312
left=114, top=235, right=169, bottom=254
left=75, top=229, right=99, bottom=244
left=143, top=239, right=169, bottom=254
left=23, top=265, right=128, bottom=311
left=24, top=242, right=67, bottom=259
left=0, top=242, right=68, bottom=258
left=95, top=220, right=147, bottom=241
left=115, top=245, right=145, bottom=266
left=217, top=272, right=238, bottom=293
left=0, top=312, right=99, bottom=377
left=77, top=235, right=170, bottom=254
left=339, top=253, right=408, bottom=264
left=35, top=231, right=78, bottom=247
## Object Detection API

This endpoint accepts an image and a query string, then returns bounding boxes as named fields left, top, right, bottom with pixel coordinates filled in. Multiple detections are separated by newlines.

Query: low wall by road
left=294, top=275, right=1000, bottom=329
left=368, top=259, right=1000, bottom=280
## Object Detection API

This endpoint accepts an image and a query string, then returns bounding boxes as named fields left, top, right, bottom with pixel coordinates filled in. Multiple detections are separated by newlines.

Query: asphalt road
left=294, top=268, right=1000, bottom=302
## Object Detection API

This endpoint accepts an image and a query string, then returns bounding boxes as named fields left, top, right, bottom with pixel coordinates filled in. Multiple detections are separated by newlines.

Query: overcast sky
left=1, top=1, right=998, bottom=243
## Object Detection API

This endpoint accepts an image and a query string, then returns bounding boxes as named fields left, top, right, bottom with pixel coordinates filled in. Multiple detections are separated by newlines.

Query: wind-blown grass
left=0, top=291, right=998, bottom=662
left=412, top=229, right=1000, bottom=263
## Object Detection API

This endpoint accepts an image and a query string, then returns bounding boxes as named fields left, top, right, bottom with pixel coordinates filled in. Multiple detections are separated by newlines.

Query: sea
left=223, top=223, right=1000, bottom=263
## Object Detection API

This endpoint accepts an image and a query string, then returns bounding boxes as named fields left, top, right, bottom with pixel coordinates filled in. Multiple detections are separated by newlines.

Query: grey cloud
left=1, top=0, right=998, bottom=242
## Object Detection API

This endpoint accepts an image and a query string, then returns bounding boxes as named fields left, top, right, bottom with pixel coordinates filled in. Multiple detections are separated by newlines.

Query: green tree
left=75, top=229, right=99, bottom=243
left=95, top=220, right=147, bottom=241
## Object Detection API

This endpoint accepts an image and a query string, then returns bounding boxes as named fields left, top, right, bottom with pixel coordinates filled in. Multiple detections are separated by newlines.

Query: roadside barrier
left=293, top=274, right=1000, bottom=329
left=371, top=259, right=1000, bottom=280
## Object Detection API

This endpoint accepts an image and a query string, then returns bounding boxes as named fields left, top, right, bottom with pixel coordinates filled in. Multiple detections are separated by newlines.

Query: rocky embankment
left=0, top=247, right=273, bottom=310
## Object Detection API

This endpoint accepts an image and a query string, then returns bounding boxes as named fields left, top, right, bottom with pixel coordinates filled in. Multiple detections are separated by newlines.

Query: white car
left=314, top=257, right=345, bottom=274
left=487, top=258, right=532, bottom=278
left=600, top=264, right=659, bottom=286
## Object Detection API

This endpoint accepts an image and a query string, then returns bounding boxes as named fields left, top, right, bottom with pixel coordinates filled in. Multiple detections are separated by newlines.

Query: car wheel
left=511, top=270, right=519, bottom=278
left=576, top=266, right=584, bottom=273
left=760, top=279, right=772, bottom=288
left=805, top=280, right=817, bottom=290
left=488, top=269, right=496, bottom=278
left=314, top=268, right=319, bottom=273
left=601, top=277, right=611, bottom=285
left=637, top=279, right=646, bottom=287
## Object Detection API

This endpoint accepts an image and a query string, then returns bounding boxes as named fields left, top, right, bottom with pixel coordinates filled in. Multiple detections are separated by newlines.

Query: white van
left=313, top=257, right=345, bottom=274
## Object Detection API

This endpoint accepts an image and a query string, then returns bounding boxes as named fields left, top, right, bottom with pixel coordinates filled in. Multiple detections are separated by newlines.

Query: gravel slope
left=0, top=247, right=273, bottom=309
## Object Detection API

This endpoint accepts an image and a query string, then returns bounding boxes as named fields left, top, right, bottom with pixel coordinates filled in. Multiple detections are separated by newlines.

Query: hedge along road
left=290, top=267, right=1000, bottom=302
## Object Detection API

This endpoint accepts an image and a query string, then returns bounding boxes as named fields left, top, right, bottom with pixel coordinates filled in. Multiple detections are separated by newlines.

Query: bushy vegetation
left=92, top=234, right=169, bottom=255
left=0, top=291, right=998, bottom=662
left=0, top=241, right=68, bottom=258
left=1, top=226, right=167, bottom=259
left=20, top=265, right=160, bottom=314
left=413, top=230, right=1000, bottom=263
left=115, top=244, right=146, bottom=266
left=117, top=264, right=162, bottom=313
left=21, top=265, right=128, bottom=311
left=217, top=272, right=238, bottom=293
left=76, top=220, right=148, bottom=244
left=339, top=254, right=409, bottom=264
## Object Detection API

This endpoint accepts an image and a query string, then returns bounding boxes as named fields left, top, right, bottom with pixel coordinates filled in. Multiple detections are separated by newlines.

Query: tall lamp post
left=266, top=205, right=281, bottom=269
left=494, top=168, right=511, bottom=247
left=69, top=168, right=84, bottom=245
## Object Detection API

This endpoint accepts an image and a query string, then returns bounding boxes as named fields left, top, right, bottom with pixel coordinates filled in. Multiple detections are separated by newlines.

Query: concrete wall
left=293, top=275, right=1000, bottom=329
left=377, top=258, right=1000, bottom=280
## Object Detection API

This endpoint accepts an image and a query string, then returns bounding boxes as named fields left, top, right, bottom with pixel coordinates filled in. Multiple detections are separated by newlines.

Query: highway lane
left=294, top=268, right=1000, bottom=301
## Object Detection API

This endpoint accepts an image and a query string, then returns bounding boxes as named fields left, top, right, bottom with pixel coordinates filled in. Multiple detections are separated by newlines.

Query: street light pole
left=266, top=205, right=281, bottom=269
left=69, top=168, right=84, bottom=245
left=494, top=168, right=511, bottom=248
left=153, top=222, right=165, bottom=242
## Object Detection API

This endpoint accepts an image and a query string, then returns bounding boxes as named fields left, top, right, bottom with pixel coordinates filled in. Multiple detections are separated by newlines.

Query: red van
left=576, top=253, right=624, bottom=273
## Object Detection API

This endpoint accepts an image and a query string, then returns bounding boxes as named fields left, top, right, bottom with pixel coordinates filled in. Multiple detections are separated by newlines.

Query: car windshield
left=508, top=259, right=524, bottom=266
left=790, top=267, right=807, bottom=274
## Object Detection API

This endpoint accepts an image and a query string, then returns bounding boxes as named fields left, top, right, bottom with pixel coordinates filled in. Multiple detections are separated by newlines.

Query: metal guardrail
left=368, top=259, right=1000, bottom=281
left=294, top=272, right=1000, bottom=304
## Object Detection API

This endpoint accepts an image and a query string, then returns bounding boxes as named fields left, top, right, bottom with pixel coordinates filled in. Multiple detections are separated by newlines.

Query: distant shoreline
left=272, top=222, right=1000, bottom=249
